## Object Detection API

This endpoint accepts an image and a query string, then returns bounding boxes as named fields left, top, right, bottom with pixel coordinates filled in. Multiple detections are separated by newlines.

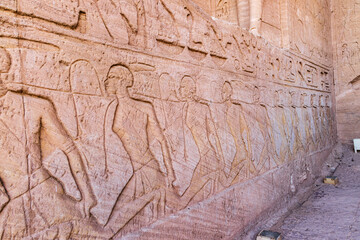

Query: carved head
left=105, top=65, right=133, bottom=95
left=159, top=73, right=178, bottom=101
left=222, top=81, right=232, bottom=102
left=275, top=89, right=284, bottom=107
left=325, top=95, right=330, bottom=108
left=300, top=93, right=308, bottom=108
left=179, top=76, right=196, bottom=100
left=289, top=91, right=297, bottom=108
left=0, top=47, right=11, bottom=73
left=319, top=95, right=324, bottom=107
left=310, top=94, right=317, bottom=108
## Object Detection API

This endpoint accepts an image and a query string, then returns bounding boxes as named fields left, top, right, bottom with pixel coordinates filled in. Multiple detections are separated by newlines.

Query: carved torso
left=113, top=98, right=155, bottom=171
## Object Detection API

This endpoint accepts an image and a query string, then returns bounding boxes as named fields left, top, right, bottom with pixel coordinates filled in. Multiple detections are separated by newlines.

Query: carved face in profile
left=325, top=95, right=330, bottom=108
left=319, top=95, right=324, bottom=107
left=274, top=90, right=281, bottom=107
left=179, top=76, right=196, bottom=100
left=0, top=47, right=11, bottom=74
left=289, top=91, right=296, bottom=107
left=311, top=94, right=317, bottom=107
left=104, top=65, right=133, bottom=96
left=300, top=93, right=308, bottom=107
left=221, top=81, right=232, bottom=102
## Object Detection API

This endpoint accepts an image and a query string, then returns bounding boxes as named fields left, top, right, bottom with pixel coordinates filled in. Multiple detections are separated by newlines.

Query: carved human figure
left=269, top=89, right=290, bottom=164
left=318, top=95, right=327, bottom=145
left=310, top=94, right=321, bottom=150
left=0, top=48, right=96, bottom=238
left=174, top=76, right=224, bottom=209
left=296, top=92, right=307, bottom=152
left=103, top=65, right=175, bottom=235
left=324, top=95, right=333, bottom=146
left=306, top=93, right=318, bottom=151
left=69, top=60, right=133, bottom=226
left=238, top=86, right=279, bottom=175
left=300, top=93, right=315, bottom=152
left=212, top=81, right=249, bottom=186
left=288, top=91, right=304, bottom=156
left=154, top=73, right=200, bottom=196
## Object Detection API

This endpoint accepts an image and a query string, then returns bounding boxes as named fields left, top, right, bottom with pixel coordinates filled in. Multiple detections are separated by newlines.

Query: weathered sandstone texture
left=0, top=0, right=335, bottom=239
left=332, top=0, right=360, bottom=143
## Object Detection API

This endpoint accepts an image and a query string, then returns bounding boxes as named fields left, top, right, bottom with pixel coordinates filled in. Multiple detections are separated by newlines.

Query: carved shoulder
left=132, top=99, right=156, bottom=118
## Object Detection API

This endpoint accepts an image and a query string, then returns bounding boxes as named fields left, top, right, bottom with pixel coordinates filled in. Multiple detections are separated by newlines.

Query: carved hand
left=83, top=191, right=97, bottom=217
left=167, top=172, right=176, bottom=188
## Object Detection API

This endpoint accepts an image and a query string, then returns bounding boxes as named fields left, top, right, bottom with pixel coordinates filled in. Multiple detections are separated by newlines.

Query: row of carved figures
left=0, top=48, right=334, bottom=238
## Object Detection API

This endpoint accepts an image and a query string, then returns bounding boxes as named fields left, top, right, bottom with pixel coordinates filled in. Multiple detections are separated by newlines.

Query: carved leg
left=219, top=161, right=245, bottom=187
left=177, top=170, right=213, bottom=210
left=105, top=189, right=162, bottom=236
left=57, top=222, right=73, bottom=240
left=151, top=189, right=160, bottom=221
left=158, top=187, right=166, bottom=218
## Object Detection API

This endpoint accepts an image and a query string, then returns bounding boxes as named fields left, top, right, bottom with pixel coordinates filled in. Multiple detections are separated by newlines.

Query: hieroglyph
left=0, top=0, right=334, bottom=238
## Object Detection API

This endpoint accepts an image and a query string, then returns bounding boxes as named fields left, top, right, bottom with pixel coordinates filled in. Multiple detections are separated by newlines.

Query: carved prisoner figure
left=0, top=0, right=336, bottom=237
left=103, top=65, right=175, bottom=234
left=155, top=73, right=200, bottom=196
left=210, top=81, right=248, bottom=186
left=173, top=76, right=224, bottom=209
left=238, top=86, right=279, bottom=175
left=0, top=48, right=96, bottom=238
left=271, top=89, right=290, bottom=164
left=288, top=91, right=304, bottom=156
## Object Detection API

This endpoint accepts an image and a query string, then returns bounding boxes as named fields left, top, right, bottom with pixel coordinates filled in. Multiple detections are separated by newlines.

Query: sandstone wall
left=332, top=0, right=360, bottom=143
left=0, top=0, right=335, bottom=239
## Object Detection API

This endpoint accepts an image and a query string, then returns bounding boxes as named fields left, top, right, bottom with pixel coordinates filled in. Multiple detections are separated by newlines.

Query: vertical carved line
left=21, top=95, right=32, bottom=235
left=210, top=0, right=216, bottom=17
left=249, top=0, right=263, bottom=33
left=280, top=0, right=290, bottom=48
left=234, top=0, right=240, bottom=25
left=237, top=0, right=250, bottom=29
left=94, top=0, right=114, bottom=39
left=103, top=99, right=116, bottom=176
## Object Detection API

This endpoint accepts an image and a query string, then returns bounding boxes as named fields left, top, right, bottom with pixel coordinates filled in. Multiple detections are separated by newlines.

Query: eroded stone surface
left=0, top=0, right=335, bottom=239
left=332, top=0, right=360, bottom=143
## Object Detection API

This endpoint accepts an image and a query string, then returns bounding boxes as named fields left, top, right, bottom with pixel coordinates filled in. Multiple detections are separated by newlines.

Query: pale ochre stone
left=332, top=0, right=360, bottom=143
left=0, top=0, right=339, bottom=239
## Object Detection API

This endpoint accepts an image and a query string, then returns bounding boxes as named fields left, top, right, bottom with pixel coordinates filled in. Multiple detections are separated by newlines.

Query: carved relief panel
left=289, top=0, right=332, bottom=64
left=0, top=0, right=335, bottom=238
left=212, top=0, right=239, bottom=24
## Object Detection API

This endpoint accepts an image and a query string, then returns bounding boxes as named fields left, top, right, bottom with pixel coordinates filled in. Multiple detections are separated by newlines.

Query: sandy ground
left=271, top=145, right=360, bottom=240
